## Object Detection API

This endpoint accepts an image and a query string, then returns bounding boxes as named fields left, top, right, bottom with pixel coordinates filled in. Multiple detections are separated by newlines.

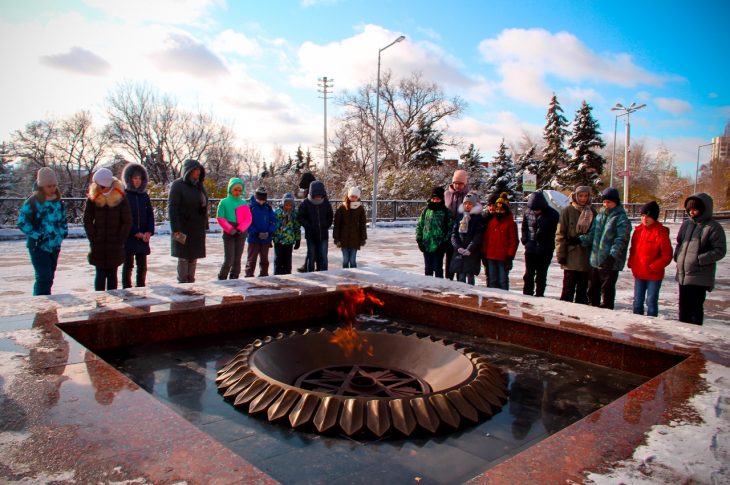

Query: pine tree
left=305, top=149, right=313, bottom=170
left=541, top=94, right=570, bottom=189
left=0, top=142, right=12, bottom=197
left=460, top=143, right=485, bottom=191
left=558, top=100, right=606, bottom=191
left=294, top=146, right=305, bottom=172
left=407, top=116, right=444, bottom=168
left=485, top=140, right=517, bottom=197
left=514, top=145, right=537, bottom=193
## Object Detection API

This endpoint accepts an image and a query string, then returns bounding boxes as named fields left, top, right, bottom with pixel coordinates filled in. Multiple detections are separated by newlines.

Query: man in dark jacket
left=297, top=180, right=333, bottom=272
left=521, top=191, right=559, bottom=296
left=168, top=159, right=209, bottom=283
left=674, top=193, right=727, bottom=324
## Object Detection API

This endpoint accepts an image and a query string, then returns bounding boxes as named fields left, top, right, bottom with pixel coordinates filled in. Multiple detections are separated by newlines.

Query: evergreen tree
left=540, top=94, right=570, bottom=189
left=407, top=116, right=444, bottom=168
left=0, top=142, right=13, bottom=197
left=460, top=143, right=486, bottom=191
left=305, top=149, right=313, bottom=170
left=278, top=155, right=293, bottom=176
left=485, top=140, right=517, bottom=197
left=260, top=162, right=270, bottom=179
left=294, top=145, right=305, bottom=172
left=558, top=100, right=606, bottom=191
left=514, top=145, right=537, bottom=193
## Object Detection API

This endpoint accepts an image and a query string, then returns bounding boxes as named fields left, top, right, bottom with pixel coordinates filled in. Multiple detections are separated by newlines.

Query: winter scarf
left=217, top=177, right=247, bottom=223
left=571, top=189, right=594, bottom=234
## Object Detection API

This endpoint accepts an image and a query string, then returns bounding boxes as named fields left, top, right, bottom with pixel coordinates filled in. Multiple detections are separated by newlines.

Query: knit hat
left=255, top=186, right=268, bottom=201
left=601, top=187, right=620, bottom=204
left=495, top=192, right=510, bottom=209
left=486, top=192, right=500, bottom=205
left=431, top=186, right=445, bottom=199
left=282, top=192, right=295, bottom=204
left=452, top=169, right=468, bottom=184
left=347, top=186, right=361, bottom=199
left=463, top=192, right=479, bottom=206
left=640, top=201, right=660, bottom=221
left=93, top=168, right=114, bottom=188
left=36, top=167, right=58, bottom=187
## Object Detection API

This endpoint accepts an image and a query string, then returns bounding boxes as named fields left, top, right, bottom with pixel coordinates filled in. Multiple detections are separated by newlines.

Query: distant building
left=712, top=120, right=730, bottom=161
left=442, top=159, right=459, bottom=169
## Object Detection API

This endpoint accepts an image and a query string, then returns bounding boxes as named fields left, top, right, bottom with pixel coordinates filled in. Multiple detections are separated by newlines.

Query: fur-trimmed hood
left=122, top=162, right=149, bottom=193
left=88, top=179, right=126, bottom=207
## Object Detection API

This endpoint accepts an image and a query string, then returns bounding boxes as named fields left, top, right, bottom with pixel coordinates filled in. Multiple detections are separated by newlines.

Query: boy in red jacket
left=627, top=201, right=672, bottom=316
left=481, top=192, right=518, bottom=289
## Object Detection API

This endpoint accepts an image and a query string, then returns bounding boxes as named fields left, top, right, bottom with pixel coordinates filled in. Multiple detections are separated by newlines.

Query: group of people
left=17, top=162, right=367, bottom=295
left=416, top=169, right=726, bottom=325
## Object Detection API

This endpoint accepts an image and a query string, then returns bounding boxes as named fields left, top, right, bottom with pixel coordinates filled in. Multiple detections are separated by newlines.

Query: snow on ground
left=0, top=222, right=727, bottom=329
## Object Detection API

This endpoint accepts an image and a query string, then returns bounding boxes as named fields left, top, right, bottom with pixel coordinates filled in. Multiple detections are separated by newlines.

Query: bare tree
left=53, top=111, right=110, bottom=197
left=9, top=119, right=57, bottom=170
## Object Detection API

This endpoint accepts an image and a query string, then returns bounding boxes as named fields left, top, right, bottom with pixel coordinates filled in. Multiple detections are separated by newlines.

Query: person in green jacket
left=416, top=187, right=453, bottom=278
left=273, top=192, right=301, bottom=275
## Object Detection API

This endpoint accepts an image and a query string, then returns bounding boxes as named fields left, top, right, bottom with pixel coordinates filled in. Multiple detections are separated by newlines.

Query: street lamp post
left=610, top=102, right=646, bottom=203
left=372, top=35, right=405, bottom=228
left=610, top=112, right=628, bottom=187
left=694, top=142, right=715, bottom=194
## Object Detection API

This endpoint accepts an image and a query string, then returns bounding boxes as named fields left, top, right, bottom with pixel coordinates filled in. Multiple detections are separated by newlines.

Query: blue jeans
left=633, top=278, right=662, bottom=317
left=487, top=260, right=508, bottom=290
left=457, top=273, right=475, bottom=285
left=341, top=248, right=358, bottom=268
left=306, top=239, right=328, bottom=272
left=423, top=250, right=444, bottom=278
left=29, top=246, right=60, bottom=295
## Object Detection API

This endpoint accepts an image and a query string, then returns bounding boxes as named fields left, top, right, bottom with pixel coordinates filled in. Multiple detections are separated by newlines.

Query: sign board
left=522, top=172, right=537, bottom=192
left=616, top=170, right=630, bottom=177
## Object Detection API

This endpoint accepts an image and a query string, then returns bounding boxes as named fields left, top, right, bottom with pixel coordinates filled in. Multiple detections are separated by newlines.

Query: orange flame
left=329, top=288, right=384, bottom=357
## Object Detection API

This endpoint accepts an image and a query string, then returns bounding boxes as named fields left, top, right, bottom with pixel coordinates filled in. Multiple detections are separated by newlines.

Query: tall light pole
left=610, top=111, right=628, bottom=187
left=372, top=35, right=405, bottom=227
left=694, top=142, right=714, bottom=194
left=318, top=76, right=334, bottom=173
left=610, top=102, right=646, bottom=203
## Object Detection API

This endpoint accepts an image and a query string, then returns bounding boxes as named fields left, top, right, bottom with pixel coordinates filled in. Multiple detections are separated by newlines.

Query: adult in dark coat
left=449, top=193, right=484, bottom=285
left=121, top=163, right=154, bottom=288
left=297, top=180, right=333, bottom=272
left=521, top=191, right=559, bottom=297
left=84, top=168, right=132, bottom=291
left=443, top=169, right=469, bottom=280
left=168, top=159, right=209, bottom=283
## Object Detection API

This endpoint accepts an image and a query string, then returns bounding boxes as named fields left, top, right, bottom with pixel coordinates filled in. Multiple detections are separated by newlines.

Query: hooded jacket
left=17, top=186, right=68, bottom=253
left=556, top=194, right=597, bottom=272
left=247, top=195, right=277, bottom=244
left=297, top=181, right=334, bottom=242
left=674, top=193, right=727, bottom=289
left=416, top=200, right=453, bottom=253
left=628, top=221, right=673, bottom=281
left=84, top=177, right=132, bottom=268
left=122, top=163, right=155, bottom=255
left=168, top=159, right=209, bottom=259
left=521, top=191, right=560, bottom=256
left=273, top=199, right=301, bottom=245
left=333, top=201, right=367, bottom=250
left=580, top=201, right=632, bottom=271
left=216, top=178, right=252, bottom=236
left=449, top=202, right=484, bottom=274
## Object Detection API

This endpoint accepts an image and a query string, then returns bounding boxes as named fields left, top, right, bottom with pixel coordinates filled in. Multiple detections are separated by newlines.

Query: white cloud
left=39, top=46, right=111, bottom=76
left=655, top=97, right=692, bottom=115
left=211, top=29, right=262, bottom=57
left=447, top=112, right=543, bottom=159
left=301, top=0, right=339, bottom=7
left=150, top=32, right=228, bottom=77
left=565, top=87, right=604, bottom=105
left=479, top=28, right=667, bottom=106
left=82, top=0, right=223, bottom=25
left=708, top=92, right=719, bottom=99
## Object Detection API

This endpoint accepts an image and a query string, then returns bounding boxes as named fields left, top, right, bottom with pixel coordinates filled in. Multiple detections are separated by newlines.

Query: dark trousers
left=306, top=239, right=328, bottom=272
left=523, top=252, right=551, bottom=296
left=444, top=244, right=455, bottom=280
left=177, top=258, right=197, bottom=283
left=245, top=243, right=270, bottom=277
left=29, top=246, right=60, bottom=296
left=678, top=284, right=708, bottom=325
left=95, top=267, right=118, bottom=291
left=560, top=270, right=590, bottom=304
left=274, top=243, right=294, bottom=275
left=122, top=252, right=148, bottom=288
left=423, top=250, right=445, bottom=278
left=219, top=233, right=246, bottom=279
left=588, top=267, right=619, bottom=309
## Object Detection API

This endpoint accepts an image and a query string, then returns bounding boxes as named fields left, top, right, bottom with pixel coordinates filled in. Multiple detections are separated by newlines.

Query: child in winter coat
left=84, top=168, right=132, bottom=291
left=580, top=187, right=632, bottom=309
left=555, top=186, right=596, bottom=304
left=297, top=181, right=334, bottom=272
left=627, top=201, right=672, bottom=317
left=121, top=163, right=155, bottom=288
left=245, top=187, right=277, bottom=277
left=481, top=192, right=518, bottom=289
left=17, top=167, right=69, bottom=295
left=449, top=192, right=484, bottom=285
left=216, top=178, right=252, bottom=279
left=521, top=191, right=559, bottom=297
left=333, top=186, right=367, bottom=268
left=416, top=187, right=453, bottom=278
left=674, top=193, right=727, bottom=324
left=273, top=192, right=301, bottom=275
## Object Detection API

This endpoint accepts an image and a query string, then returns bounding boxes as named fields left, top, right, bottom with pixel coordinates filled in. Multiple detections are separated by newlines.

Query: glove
left=258, top=232, right=269, bottom=240
left=294, top=240, right=301, bottom=250
left=504, top=257, right=513, bottom=272
left=558, top=257, right=567, bottom=266
left=335, top=241, right=342, bottom=248
left=457, top=247, right=467, bottom=255
left=567, top=236, right=581, bottom=246
left=600, top=255, right=615, bottom=269
left=230, top=228, right=239, bottom=236
left=417, top=241, right=426, bottom=253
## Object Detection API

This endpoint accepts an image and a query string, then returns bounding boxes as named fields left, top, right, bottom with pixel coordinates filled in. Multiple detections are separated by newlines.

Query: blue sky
left=1, top=0, right=728, bottom=176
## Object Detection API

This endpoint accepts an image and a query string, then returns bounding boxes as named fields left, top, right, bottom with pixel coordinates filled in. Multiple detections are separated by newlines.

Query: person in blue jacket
left=297, top=180, right=334, bottom=272
left=245, top=187, right=277, bottom=277
left=17, top=167, right=68, bottom=295
left=121, top=163, right=154, bottom=288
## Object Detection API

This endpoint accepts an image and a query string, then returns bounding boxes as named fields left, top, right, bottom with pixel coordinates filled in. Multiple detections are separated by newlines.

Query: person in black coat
left=168, top=159, right=209, bottom=283
left=121, top=163, right=154, bottom=288
left=297, top=180, right=333, bottom=272
left=449, top=192, right=484, bottom=285
left=520, top=191, right=559, bottom=296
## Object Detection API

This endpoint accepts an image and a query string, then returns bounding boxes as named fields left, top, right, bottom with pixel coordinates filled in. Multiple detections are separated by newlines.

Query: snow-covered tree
left=460, top=143, right=487, bottom=192
left=407, top=116, right=444, bottom=168
left=557, top=101, right=606, bottom=192
left=0, top=142, right=13, bottom=197
left=305, top=149, right=313, bottom=170
left=485, top=140, right=517, bottom=197
left=514, top=145, right=537, bottom=193
left=294, top=145, right=305, bottom=173
left=540, top=94, right=570, bottom=189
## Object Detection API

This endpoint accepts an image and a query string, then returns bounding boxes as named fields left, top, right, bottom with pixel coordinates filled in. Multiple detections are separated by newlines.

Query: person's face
left=256, top=197, right=266, bottom=205
left=431, top=196, right=442, bottom=204
left=533, top=209, right=542, bottom=215
left=313, top=195, right=323, bottom=202
left=577, top=192, right=590, bottom=205
left=41, top=184, right=57, bottom=197
left=463, top=201, right=474, bottom=212
left=230, top=185, right=243, bottom=197
left=189, top=168, right=201, bottom=181
left=452, top=181, right=465, bottom=190
left=495, top=206, right=506, bottom=214
left=131, top=175, right=142, bottom=189
left=603, top=199, right=617, bottom=209
left=487, top=203, right=496, bottom=213
left=641, top=214, right=655, bottom=226
left=688, top=208, right=700, bottom=218
left=348, top=195, right=359, bottom=202
left=284, top=201, right=293, bottom=212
